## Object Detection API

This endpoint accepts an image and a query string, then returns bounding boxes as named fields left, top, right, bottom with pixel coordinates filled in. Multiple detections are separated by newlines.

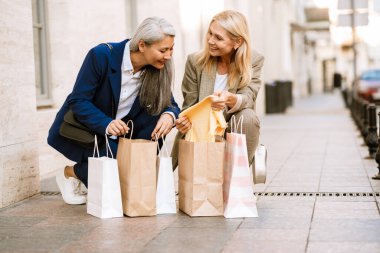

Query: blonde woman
left=172, top=10, right=264, bottom=169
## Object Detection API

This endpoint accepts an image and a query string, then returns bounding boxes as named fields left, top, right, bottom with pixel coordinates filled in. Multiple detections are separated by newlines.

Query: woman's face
left=207, top=21, right=235, bottom=57
left=141, top=36, right=174, bottom=69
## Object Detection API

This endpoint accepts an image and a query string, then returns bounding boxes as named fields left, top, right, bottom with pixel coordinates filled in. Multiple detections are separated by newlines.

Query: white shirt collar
left=122, top=41, right=134, bottom=75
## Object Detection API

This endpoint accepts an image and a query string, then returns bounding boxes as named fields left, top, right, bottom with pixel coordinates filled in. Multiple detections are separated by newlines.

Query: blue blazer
left=47, top=40, right=180, bottom=162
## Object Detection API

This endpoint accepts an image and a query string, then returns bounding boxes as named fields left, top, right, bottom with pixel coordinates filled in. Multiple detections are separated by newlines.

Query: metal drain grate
left=40, top=191, right=61, bottom=196
left=41, top=191, right=380, bottom=197
left=254, top=192, right=380, bottom=197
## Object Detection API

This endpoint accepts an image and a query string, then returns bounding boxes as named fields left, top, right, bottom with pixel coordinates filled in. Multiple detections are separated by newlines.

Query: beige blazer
left=181, top=49, right=264, bottom=113
left=172, top=50, right=265, bottom=169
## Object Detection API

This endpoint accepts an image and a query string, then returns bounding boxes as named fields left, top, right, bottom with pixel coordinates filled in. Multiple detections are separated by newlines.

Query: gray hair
left=129, top=17, right=176, bottom=51
left=130, top=17, right=176, bottom=115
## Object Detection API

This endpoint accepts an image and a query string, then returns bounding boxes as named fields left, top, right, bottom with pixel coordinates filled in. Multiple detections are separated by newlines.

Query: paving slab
left=307, top=242, right=380, bottom=253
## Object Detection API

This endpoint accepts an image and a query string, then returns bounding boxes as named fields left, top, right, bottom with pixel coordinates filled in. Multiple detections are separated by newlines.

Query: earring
left=234, top=46, right=238, bottom=50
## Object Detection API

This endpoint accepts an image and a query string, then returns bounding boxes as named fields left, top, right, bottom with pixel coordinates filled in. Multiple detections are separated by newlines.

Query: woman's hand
left=175, top=116, right=192, bottom=134
left=151, top=113, right=174, bottom=140
left=108, top=119, right=129, bottom=136
left=211, top=91, right=227, bottom=111
left=212, top=90, right=237, bottom=110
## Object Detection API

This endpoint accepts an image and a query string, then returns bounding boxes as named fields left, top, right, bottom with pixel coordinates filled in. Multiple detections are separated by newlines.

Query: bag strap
left=92, top=134, right=113, bottom=159
left=105, top=134, right=114, bottom=159
left=102, top=43, right=113, bottom=51
left=155, top=134, right=170, bottom=157
left=93, top=135, right=100, bottom=158
left=92, top=135, right=114, bottom=158
left=123, top=120, right=134, bottom=139
left=230, top=115, right=243, bottom=134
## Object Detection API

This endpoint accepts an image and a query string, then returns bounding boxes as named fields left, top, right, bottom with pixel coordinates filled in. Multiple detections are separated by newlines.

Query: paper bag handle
left=105, top=134, right=114, bottom=159
left=123, top=120, right=134, bottom=139
left=93, top=135, right=100, bottom=158
left=92, top=135, right=114, bottom=159
left=230, top=115, right=243, bottom=134
left=155, top=134, right=169, bottom=157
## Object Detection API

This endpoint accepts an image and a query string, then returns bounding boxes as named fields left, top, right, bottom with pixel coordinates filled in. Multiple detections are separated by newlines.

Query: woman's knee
left=232, top=109, right=260, bottom=133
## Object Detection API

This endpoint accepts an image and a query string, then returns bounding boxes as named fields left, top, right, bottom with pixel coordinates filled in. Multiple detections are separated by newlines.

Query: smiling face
left=207, top=21, right=236, bottom=58
left=139, top=35, right=175, bottom=69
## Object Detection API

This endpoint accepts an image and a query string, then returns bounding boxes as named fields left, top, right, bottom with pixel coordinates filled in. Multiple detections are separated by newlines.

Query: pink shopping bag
left=223, top=116, right=258, bottom=218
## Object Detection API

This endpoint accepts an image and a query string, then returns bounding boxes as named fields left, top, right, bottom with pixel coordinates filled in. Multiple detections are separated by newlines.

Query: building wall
left=0, top=1, right=40, bottom=207
left=225, top=0, right=298, bottom=112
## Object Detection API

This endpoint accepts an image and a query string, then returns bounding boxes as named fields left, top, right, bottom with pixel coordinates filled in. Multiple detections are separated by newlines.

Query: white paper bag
left=223, top=116, right=258, bottom=218
left=156, top=135, right=176, bottom=214
left=87, top=135, right=123, bottom=219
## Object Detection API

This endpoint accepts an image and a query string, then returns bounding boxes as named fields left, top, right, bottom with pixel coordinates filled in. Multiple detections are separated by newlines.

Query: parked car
left=356, top=69, right=380, bottom=102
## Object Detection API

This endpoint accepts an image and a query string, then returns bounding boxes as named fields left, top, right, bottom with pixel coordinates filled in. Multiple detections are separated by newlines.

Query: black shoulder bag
left=59, top=43, right=113, bottom=148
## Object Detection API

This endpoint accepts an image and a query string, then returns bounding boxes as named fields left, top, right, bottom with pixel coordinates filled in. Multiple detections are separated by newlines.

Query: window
left=32, top=0, right=51, bottom=107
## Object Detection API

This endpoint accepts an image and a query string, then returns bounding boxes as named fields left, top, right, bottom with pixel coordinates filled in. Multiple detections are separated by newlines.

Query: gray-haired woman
left=48, top=17, right=180, bottom=205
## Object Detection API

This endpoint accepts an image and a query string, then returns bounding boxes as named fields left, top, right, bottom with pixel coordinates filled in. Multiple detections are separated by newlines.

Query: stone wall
left=0, top=1, right=40, bottom=207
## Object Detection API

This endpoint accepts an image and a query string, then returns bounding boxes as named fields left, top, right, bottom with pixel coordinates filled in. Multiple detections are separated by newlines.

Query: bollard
left=350, top=95, right=355, bottom=122
left=341, top=89, right=349, bottom=108
left=365, top=104, right=378, bottom=158
left=356, top=97, right=363, bottom=129
left=373, top=112, right=380, bottom=180
left=362, top=101, right=369, bottom=139
left=358, top=98, right=366, bottom=136
left=353, top=96, right=360, bottom=128
left=333, top=72, right=342, bottom=88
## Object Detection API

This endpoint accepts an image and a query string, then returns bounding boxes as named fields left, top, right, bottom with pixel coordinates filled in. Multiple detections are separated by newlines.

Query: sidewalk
left=1, top=91, right=379, bottom=253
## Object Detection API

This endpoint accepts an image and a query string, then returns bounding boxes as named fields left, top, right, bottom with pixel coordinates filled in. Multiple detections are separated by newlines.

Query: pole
left=351, top=0, right=357, bottom=87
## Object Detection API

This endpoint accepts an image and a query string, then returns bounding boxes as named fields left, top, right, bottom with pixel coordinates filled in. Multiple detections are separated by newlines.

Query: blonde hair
left=196, top=10, right=252, bottom=89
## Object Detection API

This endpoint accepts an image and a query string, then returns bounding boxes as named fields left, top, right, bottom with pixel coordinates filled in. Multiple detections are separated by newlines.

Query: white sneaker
left=56, top=170, right=87, bottom=205
left=76, top=182, right=88, bottom=195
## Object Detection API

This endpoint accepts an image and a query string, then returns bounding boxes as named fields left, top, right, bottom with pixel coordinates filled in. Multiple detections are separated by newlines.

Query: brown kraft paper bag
left=117, top=137, right=157, bottom=217
left=178, top=139, right=224, bottom=216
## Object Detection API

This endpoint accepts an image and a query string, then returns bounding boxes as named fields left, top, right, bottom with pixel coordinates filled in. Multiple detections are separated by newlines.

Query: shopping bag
left=116, top=121, right=157, bottom=217
left=178, top=139, right=224, bottom=216
left=87, top=135, right=123, bottom=219
left=224, top=116, right=258, bottom=218
left=156, top=135, right=176, bottom=214
left=253, top=144, right=267, bottom=184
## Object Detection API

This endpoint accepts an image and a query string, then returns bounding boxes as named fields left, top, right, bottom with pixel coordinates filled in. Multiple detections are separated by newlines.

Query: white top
left=213, top=73, right=242, bottom=113
left=116, top=41, right=142, bottom=120
left=214, top=73, right=228, bottom=92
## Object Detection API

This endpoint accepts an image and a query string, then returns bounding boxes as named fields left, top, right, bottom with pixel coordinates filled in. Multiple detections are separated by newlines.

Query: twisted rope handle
left=93, top=135, right=100, bottom=158
left=155, top=134, right=170, bottom=157
left=105, top=134, right=114, bottom=159
left=230, top=115, right=243, bottom=134
left=123, top=120, right=134, bottom=139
